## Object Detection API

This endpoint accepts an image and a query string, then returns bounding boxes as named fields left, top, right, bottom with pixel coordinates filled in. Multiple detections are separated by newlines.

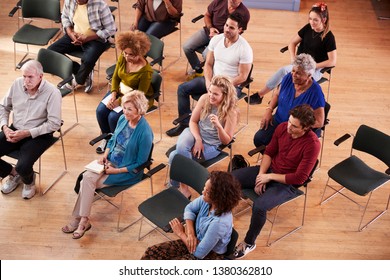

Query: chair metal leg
left=267, top=191, right=307, bottom=246
left=137, top=217, right=173, bottom=241
left=40, top=133, right=68, bottom=195
left=358, top=192, right=390, bottom=231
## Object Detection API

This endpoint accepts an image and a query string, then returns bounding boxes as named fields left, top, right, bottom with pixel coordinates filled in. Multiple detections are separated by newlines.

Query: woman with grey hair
left=253, top=53, right=325, bottom=147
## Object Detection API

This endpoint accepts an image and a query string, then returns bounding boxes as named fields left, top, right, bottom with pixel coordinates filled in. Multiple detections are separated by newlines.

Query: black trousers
left=0, top=126, right=54, bottom=184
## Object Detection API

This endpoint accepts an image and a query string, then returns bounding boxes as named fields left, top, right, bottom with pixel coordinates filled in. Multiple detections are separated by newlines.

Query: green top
left=111, top=54, right=154, bottom=101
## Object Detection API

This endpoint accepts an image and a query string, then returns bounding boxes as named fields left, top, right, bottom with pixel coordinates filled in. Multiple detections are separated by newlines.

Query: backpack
left=228, top=154, right=250, bottom=171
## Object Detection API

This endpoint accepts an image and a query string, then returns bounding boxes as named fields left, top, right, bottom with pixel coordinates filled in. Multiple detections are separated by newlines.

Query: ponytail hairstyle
left=310, top=2, right=330, bottom=40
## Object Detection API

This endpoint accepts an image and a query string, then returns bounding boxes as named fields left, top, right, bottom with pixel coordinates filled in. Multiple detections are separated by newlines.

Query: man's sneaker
left=22, top=174, right=36, bottom=199
left=96, top=139, right=107, bottom=154
left=244, top=92, right=263, bottom=105
left=233, top=241, right=256, bottom=259
left=61, top=74, right=78, bottom=91
left=1, top=174, right=22, bottom=194
left=84, top=71, right=94, bottom=93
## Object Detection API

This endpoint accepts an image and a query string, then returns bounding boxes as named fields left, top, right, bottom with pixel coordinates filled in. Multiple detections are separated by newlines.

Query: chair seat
left=138, top=187, right=190, bottom=232
left=328, top=155, right=390, bottom=196
left=98, top=173, right=148, bottom=197
left=13, top=25, right=59, bottom=45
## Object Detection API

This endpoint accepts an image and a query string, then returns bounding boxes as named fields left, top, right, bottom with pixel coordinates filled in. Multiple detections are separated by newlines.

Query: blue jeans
left=253, top=117, right=280, bottom=147
left=177, top=77, right=242, bottom=125
left=96, top=92, right=123, bottom=134
left=168, top=128, right=220, bottom=187
left=266, top=64, right=324, bottom=90
left=138, top=16, right=177, bottom=39
left=48, top=34, right=110, bottom=84
left=231, top=166, right=302, bottom=245
left=183, top=28, right=210, bottom=70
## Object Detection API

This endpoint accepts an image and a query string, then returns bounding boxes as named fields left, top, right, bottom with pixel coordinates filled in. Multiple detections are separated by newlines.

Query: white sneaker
left=22, top=174, right=36, bottom=199
left=84, top=71, right=94, bottom=93
left=1, top=174, right=22, bottom=194
left=96, top=139, right=107, bottom=154
left=233, top=241, right=256, bottom=259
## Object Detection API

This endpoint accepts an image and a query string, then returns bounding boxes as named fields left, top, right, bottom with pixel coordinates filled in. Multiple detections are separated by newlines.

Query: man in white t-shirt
left=166, top=12, right=253, bottom=137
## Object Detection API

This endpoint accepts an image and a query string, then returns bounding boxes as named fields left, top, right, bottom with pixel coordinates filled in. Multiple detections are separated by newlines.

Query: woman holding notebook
left=62, top=91, right=153, bottom=239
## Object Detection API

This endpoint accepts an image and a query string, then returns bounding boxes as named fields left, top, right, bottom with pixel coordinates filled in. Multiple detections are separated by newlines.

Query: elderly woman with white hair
left=62, top=90, right=153, bottom=239
left=253, top=53, right=325, bottom=147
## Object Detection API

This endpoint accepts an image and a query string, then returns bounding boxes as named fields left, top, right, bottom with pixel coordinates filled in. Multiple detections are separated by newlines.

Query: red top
left=264, top=122, right=320, bottom=185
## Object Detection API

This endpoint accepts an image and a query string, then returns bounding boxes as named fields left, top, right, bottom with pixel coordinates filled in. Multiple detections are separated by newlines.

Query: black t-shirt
left=297, top=23, right=336, bottom=63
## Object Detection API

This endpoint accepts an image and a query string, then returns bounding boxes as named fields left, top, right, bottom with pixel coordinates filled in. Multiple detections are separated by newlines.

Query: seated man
left=254, top=53, right=325, bottom=148
left=48, top=0, right=116, bottom=93
left=166, top=12, right=253, bottom=137
left=0, top=60, right=62, bottom=199
left=232, top=104, right=320, bottom=259
left=183, top=0, right=250, bottom=78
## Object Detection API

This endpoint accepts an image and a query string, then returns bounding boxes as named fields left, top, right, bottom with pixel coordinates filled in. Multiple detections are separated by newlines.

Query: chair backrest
left=321, top=101, right=331, bottom=131
left=22, top=0, right=61, bottom=22
left=353, top=125, right=390, bottom=167
left=170, top=154, right=209, bottom=195
left=146, top=34, right=164, bottom=67
left=37, top=48, right=73, bottom=81
left=150, top=70, right=162, bottom=100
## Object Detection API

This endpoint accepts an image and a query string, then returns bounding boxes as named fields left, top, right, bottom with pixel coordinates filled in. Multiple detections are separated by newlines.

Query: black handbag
left=228, top=154, right=250, bottom=171
left=73, top=170, right=86, bottom=194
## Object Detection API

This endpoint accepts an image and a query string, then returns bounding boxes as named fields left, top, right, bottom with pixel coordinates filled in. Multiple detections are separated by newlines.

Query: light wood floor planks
left=0, top=0, right=389, bottom=260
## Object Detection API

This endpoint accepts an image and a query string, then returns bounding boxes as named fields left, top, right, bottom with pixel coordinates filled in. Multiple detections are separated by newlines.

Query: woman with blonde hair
left=96, top=30, right=154, bottom=153
left=62, top=90, right=153, bottom=239
left=168, top=75, right=239, bottom=198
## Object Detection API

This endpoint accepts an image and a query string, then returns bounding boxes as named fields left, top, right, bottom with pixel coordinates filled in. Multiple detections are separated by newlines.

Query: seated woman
left=132, top=0, right=182, bottom=39
left=62, top=91, right=153, bottom=239
left=253, top=53, right=325, bottom=148
left=247, top=2, right=336, bottom=104
left=168, top=75, right=238, bottom=198
left=96, top=30, right=153, bottom=153
left=141, top=171, right=241, bottom=260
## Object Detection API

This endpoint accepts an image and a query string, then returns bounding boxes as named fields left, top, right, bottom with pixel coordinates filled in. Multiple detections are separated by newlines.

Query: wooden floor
left=0, top=0, right=389, bottom=260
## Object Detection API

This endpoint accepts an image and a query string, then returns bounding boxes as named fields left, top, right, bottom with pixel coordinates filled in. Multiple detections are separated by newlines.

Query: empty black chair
left=320, top=125, right=390, bottom=231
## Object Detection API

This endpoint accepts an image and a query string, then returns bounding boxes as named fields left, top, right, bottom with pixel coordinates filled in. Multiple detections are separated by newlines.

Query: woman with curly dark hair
left=141, top=171, right=242, bottom=260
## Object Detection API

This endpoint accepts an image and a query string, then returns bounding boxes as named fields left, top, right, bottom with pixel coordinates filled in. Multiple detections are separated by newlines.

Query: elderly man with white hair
left=0, top=60, right=62, bottom=199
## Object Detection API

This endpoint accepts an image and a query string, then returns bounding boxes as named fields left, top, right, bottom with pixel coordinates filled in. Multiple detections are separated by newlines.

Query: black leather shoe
left=244, top=92, right=263, bottom=105
left=166, top=124, right=188, bottom=137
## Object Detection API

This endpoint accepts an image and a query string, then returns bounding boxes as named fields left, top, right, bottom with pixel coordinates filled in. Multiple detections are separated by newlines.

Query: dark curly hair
left=289, top=104, right=316, bottom=130
left=115, top=30, right=151, bottom=57
left=207, top=171, right=241, bottom=216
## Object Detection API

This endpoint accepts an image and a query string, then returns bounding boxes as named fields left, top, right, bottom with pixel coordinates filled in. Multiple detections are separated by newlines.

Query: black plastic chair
left=137, top=154, right=209, bottom=240
left=87, top=134, right=166, bottom=232
left=10, top=0, right=61, bottom=69
left=320, top=125, right=390, bottom=231
left=236, top=160, right=319, bottom=246
left=37, top=48, right=78, bottom=135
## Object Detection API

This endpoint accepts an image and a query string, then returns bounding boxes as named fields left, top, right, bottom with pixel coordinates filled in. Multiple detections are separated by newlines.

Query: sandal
left=61, top=220, right=80, bottom=234
left=72, top=221, right=92, bottom=239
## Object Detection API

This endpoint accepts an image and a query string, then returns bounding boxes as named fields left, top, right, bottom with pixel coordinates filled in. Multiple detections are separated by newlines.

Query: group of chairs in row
left=81, top=123, right=390, bottom=253
left=5, top=0, right=389, bottom=249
